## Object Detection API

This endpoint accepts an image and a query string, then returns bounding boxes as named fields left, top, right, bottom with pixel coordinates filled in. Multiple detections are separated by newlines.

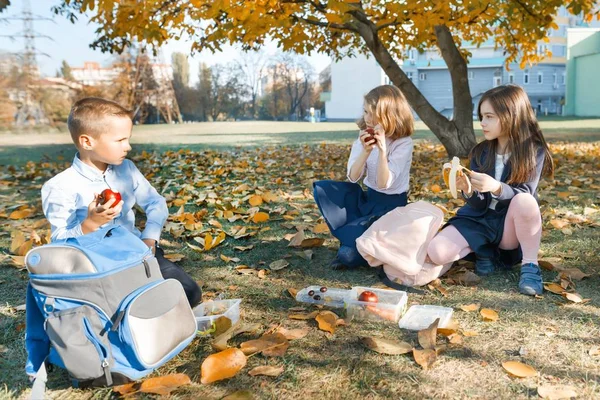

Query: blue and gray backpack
left=24, top=226, right=197, bottom=395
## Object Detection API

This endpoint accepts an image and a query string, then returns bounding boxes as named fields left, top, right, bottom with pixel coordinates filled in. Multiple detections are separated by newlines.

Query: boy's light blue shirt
left=41, top=154, right=168, bottom=242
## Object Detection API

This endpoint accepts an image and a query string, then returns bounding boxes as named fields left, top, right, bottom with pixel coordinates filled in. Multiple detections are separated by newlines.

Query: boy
left=41, top=97, right=201, bottom=307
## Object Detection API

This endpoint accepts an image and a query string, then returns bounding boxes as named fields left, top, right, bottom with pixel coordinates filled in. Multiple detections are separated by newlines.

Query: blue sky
left=1, top=0, right=332, bottom=84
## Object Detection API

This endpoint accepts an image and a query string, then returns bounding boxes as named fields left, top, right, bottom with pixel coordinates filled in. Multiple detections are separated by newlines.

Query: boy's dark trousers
left=154, top=245, right=202, bottom=308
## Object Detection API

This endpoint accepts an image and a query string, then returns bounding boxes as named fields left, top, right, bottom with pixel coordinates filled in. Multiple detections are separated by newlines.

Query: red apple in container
left=97, top=189, right=122, bottom=208
left=358, top=290, right=378, bottom=303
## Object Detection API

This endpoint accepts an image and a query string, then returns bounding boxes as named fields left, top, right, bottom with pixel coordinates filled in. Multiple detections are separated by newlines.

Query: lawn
left=1, top=121, right=599, bottom=399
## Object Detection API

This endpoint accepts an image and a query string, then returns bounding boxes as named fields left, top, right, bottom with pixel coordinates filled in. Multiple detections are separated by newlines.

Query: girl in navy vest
left=427, top=85, right=553, bottom=295
left=313, top=85, right=414, bottom=270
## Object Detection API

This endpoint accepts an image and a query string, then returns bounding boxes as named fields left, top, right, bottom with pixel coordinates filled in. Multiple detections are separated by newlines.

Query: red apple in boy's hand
left=97, top=189, right=122, bottom=208
left=358, top=290, right=378, bottom=303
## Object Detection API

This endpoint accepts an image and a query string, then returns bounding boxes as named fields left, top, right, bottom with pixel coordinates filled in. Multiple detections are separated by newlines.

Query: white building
left=71, top=61, right=173, bottom=86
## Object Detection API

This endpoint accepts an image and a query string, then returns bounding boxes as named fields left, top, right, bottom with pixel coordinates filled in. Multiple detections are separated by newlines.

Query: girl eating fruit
left=313, top=85, right=414, bottom=270
left=427, top=85, right=554, bottom=296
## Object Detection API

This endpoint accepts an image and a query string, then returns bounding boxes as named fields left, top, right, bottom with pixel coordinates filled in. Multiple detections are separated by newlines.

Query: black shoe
left=475, top=256, right=496, bottom=276
left=329, top=257, right=347, bottom=270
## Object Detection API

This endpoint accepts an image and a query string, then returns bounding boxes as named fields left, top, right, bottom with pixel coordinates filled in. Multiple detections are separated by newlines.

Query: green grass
left=1, top=122, right=599, bottom=399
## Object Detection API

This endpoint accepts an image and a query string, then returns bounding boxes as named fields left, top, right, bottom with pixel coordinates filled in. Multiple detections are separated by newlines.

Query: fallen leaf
left=361, top=337, right=413, bottom=355
left=544, top=283, right=566, bottom=295
left=287, top=230, right=305, bottom=247
left=287, top=288, right=298, bottom=298
left=502, top=361, right=537, bottom=378
left=460, top=303, right=481, bottom=312
left=222, top=390, right=255, bottom=399
left=201, top=348, right=247, bottom=384
left=248, top=365, right=285, bottom=377
left=299, top=238, right=325, bottom=248
left=448, top=334, right=463, bottom=345
left=296, top=250, right=313, bottom=260
left=563, top=292, right=583, bottom=303
left=288, top=311, right=319, bottom=320
left=437, top=319, right=459, bottom=336
left=312, top=223, right=329, bottom=234
left=455, top=270, right=481, bottom=286
left=418, top=319, right=439, bottom=350
left=240, top=333, right=289, bottom=357
left=413, top=349, right=437, bottom=370
left=315, top=310, right=338, bottom=334
left=537, top=385, right=578, bottom=400
left=480, top=308, right=499, bottom=322
left=560, top=268, right=590, bottom=281
left=589, top=346, right=600, bottom=356
left=164, top=253, right=185, bottom=262
left=462, top=330, right=479, bottom=337
left=212, top=323, right=263, bottom=351
left=269, top=259, right=289, bottom=271
left=275, top=327, right=309, bottom=340
left=138, top=373, right=191, bottom=395
left=248, top=195, right=263, bottom=207
left=252, top=212, right=270, bottom=223
left=213, top=316, right=233, bottom=337
left=234, top=245, right=254, bottom=251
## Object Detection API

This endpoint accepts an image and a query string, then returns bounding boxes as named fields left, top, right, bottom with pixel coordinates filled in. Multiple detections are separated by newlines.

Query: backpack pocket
left=116, top=279, right=196, bottom=369
left=46, top=305, right=113, bottom=385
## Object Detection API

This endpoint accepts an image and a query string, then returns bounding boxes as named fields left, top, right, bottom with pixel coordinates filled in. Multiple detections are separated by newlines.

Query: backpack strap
left=377, top=267, right=426, bottom=295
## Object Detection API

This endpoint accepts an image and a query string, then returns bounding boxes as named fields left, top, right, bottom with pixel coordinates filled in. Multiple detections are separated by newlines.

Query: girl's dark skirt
left=447, top=208, right=522, bottom=267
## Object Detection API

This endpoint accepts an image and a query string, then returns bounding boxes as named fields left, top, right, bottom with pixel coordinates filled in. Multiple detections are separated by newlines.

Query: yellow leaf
left=299, top=238, right=325, bottom=248
left=139, top=373, right=191, bottom=395
left=201, top=348, right=247, bottom=384
left=164, top=253, right=185, bottom=262
left=315, top=310, right=338, bottom=334
left=252, top=212, right=269, bottom=223
left=563, top=292, right=583, bottom=303
left=430, top=184, right=442, bottom=193
left=275, top=327, right=309, bottom=340
left=248, top=365, right=284, bottom=377
left=502, top=361, right=537, bottom=378
left=10, top=231, right=26, bottom=254
left=480, top=308, right=499, bottom=322
left=544, top=283, right=565, bottom=295
left=460, top=303, right=481, bottom=312
left=288, top=310, right=318, bottom=320
left=9, top=208, right=34, bottom=220
left=204, top=233, right=214, bottom=251
left=312, top=223, right=329, bottom=234
left=248, top=195, right=263, bottom=206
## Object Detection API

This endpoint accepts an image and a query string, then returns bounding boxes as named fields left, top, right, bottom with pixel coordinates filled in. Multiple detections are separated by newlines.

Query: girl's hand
left=469, top=171, right=502, bottom=194
left=456, top=172, right=472, bottom=195
left=359, top=129, right=376, bottom=152
left=372, top=124, right=386, bottom=153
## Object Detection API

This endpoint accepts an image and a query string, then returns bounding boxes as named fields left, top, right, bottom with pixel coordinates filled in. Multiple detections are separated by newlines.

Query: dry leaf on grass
left=315, top=310, right=338, bottom=334
left=299, top=238, right=325, bottom=248
left=163, top=253, right=185, bottom=262
left=455, top=270, right=481, bottom=286
left=537, top=385, right=578, bottom=400
left=460, top=303, right=481, bottom=312
left=114, top=373, right=191, bottom=396
left=502, top=361, right=537, bottom=378
left=480, top=308, right=499, bottom=322
left=361, top=337, right=413, bottom=355
left=418, top=319, right=439, bottom=350
left=222, top=390, right=255, bottom=399
left=252, top=212, right=269, bottom=223
left=448, top=334, right=463, bottom=345
left=560, top=268, right=590, bottom=281
left=462, top=330, right=479, bottom=337
left=248, top=365, right=285, bottom=377
left=212, top=323, right=262, bottom=351
left=275, top=327, right=309, bottom=340
left=287, top=288, right=298, bottom=298
left=437, top=319, right=459, bottom=336
left=269, top=259, right=289, bottom=271
left=563, top=292, right=584, bottom=303
left=287, top=230, right=305, bottom=247
left=544, top=283, right=566, bottom=295
left=201, top=348, right=247, bottom=384
left=240, top=333, right=289, bottom=357
left=413, top=349, right=437, bottom=370
left=288, top=311, right=318, bottom=320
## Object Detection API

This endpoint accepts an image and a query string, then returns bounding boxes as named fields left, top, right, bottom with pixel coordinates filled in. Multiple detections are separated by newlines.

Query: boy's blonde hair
left=67, top=97, right=132, bottom=143
left=356, top=85, right=414, bottom=139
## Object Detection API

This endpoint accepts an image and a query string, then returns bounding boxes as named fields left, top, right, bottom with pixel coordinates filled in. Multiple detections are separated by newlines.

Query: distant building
left=325, top=7, right=585, bottom=121
left=564, top=28, right=600, bottom=117
left=71, top=61, right=174, bottom=86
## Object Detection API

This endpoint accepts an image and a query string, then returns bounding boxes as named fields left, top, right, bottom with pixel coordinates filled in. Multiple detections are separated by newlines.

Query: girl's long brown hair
left=356, top=85, right=414, bottom=140
left=472, top=84, right=554, bottom=184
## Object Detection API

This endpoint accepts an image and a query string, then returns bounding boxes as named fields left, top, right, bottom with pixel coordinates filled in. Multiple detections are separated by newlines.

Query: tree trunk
left=352, top=20, right=477, bottom=157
